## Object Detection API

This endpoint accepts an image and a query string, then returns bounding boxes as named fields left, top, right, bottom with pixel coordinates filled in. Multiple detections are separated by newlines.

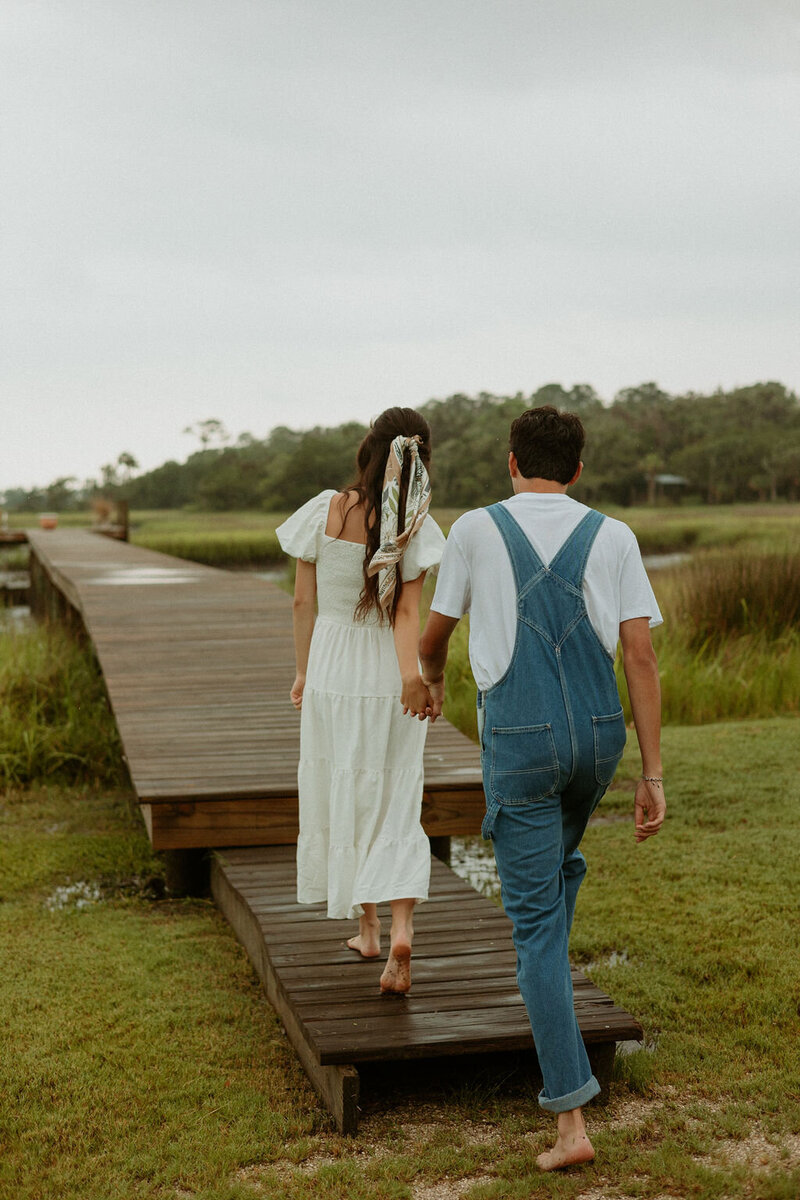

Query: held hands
left=290, top=675, right=305, bottom=710
left=401, top=675, right=433, bottom=721
left=401, top=673, right=446, bottom=721
left=634, top=777, right=666, bottom=843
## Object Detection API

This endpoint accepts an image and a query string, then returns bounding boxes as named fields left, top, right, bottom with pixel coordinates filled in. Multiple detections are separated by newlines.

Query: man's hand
left=419, top=610, right=460, bottom=722
left=401, top=675, right=433, bottom=720
left=423, top=674, right=445, bottom=721
left=634, top=778, right=666, bottom=843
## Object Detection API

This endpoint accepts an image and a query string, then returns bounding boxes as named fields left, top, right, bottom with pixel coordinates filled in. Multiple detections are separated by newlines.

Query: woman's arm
left=393, top=573, right=432, bottom=720
left=290, top=559, right=317, bottom=709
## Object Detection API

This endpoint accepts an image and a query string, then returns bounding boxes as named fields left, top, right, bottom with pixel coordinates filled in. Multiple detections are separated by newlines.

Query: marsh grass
left=0, top=544, right=29, bottom=572
left=0, top=623, right=124, bottom=787
left=611, top=547, right=800, bottom=724
left=666, top=548, right=800, bottom=648
left=617, top=502, right=800, bottom=556
left=129, top=510, right=290, bottom=567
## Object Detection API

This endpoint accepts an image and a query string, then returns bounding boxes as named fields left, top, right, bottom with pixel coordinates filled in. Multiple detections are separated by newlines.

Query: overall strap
left=548, top=509, right=606, bottom=587
left=486, top=502, right=546, bottom=596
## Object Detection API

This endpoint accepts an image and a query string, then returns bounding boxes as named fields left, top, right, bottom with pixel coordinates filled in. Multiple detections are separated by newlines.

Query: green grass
left=0, top=622, right=125, bottom=787
left=2, top=721, right=799, bottom=1198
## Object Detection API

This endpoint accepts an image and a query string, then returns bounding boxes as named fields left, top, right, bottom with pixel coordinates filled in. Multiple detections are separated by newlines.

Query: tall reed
left=131, top=530, right=284, bottom=568
left=668, top=549, right=800, bottom=649
left=0, top=622, right=125, bottom=786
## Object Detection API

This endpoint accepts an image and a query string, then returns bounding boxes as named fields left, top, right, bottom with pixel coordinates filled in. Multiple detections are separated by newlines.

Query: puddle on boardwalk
left=88, top=566, right=205, bottom=585
left=252, top=567, right=288, bottom=583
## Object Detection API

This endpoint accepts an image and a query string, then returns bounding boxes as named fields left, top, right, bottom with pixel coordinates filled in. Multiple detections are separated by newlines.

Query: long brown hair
left=336, top=407, right=432, bottom=625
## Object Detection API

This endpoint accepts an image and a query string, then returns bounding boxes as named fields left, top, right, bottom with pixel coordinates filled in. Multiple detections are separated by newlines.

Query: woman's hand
left=401, top=674, right=433, bottom=720
left=290, top=675, right=306, bottom=710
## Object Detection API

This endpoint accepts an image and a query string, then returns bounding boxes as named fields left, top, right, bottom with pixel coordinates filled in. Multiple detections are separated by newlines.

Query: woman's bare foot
left=536, top=1108, right=595, bottom=1171
left=346, top=914, right=381, bottom=958
left=379, top=934, right=411, bottom=993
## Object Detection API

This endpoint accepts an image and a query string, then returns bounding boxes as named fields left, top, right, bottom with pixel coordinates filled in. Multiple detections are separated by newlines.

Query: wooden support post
left=428, top=835, right=452, bottom=865
left=211, top=855, right=360, bottom=1134
left=587, top=1041, right=616, bottom=1104
left=514, top=1041, right=617, bottom=1106
left=162, top=849, right=209, bottom=897
left=115, top=500, right=129, bottom=541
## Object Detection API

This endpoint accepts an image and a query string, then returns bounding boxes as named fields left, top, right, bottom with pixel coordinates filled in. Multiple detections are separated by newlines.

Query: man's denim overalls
left=477, top=502, right=627, bottom=1112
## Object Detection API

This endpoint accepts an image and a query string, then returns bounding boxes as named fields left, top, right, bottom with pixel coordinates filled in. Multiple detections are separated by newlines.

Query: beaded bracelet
left=641, top=775, right=663, bottom=783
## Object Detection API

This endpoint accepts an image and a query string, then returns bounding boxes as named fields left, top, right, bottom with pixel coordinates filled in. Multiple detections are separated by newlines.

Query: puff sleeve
left=276, top=490, right=336, bottom=562
left=400, top=514, right=447, bottom=582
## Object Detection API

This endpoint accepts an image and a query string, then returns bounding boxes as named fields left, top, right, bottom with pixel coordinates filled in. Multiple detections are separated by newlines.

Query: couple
left=277, top=405, right=666, bottom=1171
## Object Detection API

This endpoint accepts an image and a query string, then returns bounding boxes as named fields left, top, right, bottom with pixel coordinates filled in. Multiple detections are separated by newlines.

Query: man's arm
left=393, top=573, right=433, bottom=719
left=619, top=616, right=666, bottom=843
left=419, top=610, right=461, bottom=720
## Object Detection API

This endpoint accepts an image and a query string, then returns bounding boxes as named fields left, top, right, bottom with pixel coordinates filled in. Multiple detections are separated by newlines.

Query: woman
left=276, top=408, right=445, bottom=994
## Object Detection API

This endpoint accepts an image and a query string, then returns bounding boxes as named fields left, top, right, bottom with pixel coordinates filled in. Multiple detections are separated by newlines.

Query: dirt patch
left=235, top=1115, right=503, bottom=1192
left=412, top=1179, right=494, bottom=1200
left=575, top=1193, right=675, bottom=1200
left=702, top=1129, right=800, bottom=1172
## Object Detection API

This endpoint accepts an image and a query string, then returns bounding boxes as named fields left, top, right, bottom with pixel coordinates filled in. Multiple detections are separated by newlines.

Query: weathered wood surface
left=26, top=528, right=485, bottom=848
left=213, top=845, right=642, bottom=1130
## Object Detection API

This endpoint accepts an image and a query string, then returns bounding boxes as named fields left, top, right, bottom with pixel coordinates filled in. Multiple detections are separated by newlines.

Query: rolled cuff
left=538, top=1072, right=601, bottom=1114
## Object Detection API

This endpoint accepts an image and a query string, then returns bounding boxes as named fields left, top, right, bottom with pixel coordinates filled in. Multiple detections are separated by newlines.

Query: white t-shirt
left=431, top=492, right=663, bottom=691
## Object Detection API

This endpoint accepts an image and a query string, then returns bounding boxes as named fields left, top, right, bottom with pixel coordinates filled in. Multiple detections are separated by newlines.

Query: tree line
left=5, top=381, right=800, bottom=513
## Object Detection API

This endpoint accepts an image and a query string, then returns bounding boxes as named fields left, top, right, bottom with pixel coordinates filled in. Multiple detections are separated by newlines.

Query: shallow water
left=642, top=551, right=690, bottom=570
left=450, top=836, right=501, bottom=901
left=0, top=604, right=31, bottom=626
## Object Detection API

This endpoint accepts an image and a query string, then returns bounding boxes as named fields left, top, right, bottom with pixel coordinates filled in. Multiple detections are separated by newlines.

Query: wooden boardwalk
left=26, top=528, right=485, bottom=848
left=213, top=845, right=641, bottom=1131
left=27, top=526, right=643, bottom=1131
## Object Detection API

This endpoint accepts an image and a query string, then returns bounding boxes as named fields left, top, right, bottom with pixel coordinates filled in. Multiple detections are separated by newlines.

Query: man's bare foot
left=379, top=935, right=411, bottom=993
left=536, top=1110, right=595, bottom=1171
left=346, top=916, right=381, bottom=958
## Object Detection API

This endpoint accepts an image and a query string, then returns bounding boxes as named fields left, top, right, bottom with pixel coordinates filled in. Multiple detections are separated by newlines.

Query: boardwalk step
left=213, top=846, right=642, bottom=1131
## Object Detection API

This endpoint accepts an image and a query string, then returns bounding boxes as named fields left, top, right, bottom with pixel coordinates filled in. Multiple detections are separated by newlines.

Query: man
left=418, top=406, right=665, bottom=1171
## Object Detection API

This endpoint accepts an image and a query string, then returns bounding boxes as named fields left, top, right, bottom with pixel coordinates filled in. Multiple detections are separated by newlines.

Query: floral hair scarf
left=367, top=434, right=431, bottom=613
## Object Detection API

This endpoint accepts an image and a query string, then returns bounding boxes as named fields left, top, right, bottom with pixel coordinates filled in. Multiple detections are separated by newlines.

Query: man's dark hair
left=508, top=406, right=585, bottom=484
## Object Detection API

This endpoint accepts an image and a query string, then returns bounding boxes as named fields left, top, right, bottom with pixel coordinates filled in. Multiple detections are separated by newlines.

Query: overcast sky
left=2, top=0, right=799, bottom=491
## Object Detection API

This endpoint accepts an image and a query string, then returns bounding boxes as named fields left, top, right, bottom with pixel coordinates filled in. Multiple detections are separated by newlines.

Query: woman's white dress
left=276, top=490, right=446, bottom=920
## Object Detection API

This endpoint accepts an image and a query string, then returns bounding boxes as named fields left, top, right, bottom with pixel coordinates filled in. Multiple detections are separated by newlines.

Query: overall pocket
left=490, top=723, right=559, bottom=804
left=592, top=709, right=627, bottom=786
